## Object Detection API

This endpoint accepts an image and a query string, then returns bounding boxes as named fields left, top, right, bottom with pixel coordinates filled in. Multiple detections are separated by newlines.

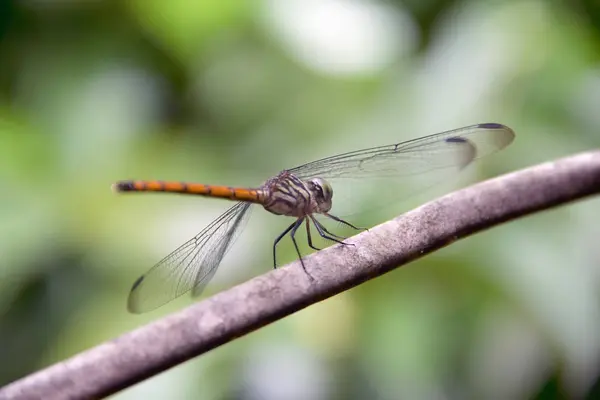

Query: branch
left=3, top=151, right=600, bottom=400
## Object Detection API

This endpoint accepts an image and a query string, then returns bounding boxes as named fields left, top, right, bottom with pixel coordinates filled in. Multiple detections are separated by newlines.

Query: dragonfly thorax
left=261, top=171, right=333, bottom=217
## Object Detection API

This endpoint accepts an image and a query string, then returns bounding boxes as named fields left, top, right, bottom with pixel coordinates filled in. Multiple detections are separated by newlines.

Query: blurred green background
left=1, top=0, right=600, bottom=399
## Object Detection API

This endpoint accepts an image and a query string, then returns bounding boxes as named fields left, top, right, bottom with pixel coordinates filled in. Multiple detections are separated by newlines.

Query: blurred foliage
left=1, top=0, right=600, bottom=399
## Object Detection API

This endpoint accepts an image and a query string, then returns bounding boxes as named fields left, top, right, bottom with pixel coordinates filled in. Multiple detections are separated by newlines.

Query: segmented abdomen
left=112, top=180, right=262, bottom=203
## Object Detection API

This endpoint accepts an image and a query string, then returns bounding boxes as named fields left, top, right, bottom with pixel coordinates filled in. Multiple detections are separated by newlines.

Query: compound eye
left=311, top=178, right=333, bottom=201
left=313, top=182, right=324, bottom=198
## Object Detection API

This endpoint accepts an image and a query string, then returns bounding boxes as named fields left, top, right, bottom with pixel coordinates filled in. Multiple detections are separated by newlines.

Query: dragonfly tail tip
left=112, top=181, right=135, bottom=193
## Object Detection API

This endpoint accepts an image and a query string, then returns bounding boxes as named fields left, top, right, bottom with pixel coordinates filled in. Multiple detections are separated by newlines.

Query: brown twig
left=2, top=150, right=600, bottom=400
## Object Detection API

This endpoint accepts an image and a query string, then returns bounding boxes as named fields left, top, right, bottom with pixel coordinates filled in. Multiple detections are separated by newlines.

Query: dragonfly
left=113, top=123, right=514, bottom=313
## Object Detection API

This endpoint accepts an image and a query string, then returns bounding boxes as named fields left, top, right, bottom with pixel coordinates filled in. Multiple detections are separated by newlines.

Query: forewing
left=289, top=123, right=514, bottom=217
left=127, top=202, right=252, bottom=313
left=290, top=123, right=514, bottom=180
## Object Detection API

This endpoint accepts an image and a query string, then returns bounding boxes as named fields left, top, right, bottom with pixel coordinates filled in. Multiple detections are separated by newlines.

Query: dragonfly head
left=307, top=177, right=333, bottom=213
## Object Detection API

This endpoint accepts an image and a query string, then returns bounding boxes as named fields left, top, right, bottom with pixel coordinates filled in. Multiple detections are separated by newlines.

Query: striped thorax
left=260, top=171, right=333, bottom=217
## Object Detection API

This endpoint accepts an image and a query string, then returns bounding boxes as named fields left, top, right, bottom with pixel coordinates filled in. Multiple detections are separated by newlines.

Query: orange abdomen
left=112, top=180, right=262, bottom=203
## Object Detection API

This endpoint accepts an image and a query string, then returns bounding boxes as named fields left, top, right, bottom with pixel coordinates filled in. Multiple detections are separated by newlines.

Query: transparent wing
left=128, top=202, right=252, bottom=314
left=289, top=123, right=515, bottom=217
left=289, top=123, right=514, bottom=181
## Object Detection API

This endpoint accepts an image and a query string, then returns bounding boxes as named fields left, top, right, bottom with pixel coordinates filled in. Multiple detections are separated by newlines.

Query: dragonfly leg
left=273, top=220, right=299, bottom=269
left=289, top=218, right=309, bottom=275
left=309, top=215, right=346, bottom=240
left=305, top=218, right=322, bottom=251
left=311, top=216, right=353, bottom=246
left=324, top=212, right=366, bottom=231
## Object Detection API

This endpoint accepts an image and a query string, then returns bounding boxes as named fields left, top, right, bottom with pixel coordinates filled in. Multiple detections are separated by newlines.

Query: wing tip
left=127, top=276, right=147, bottom=314
left=477, top=122, right=516, bottom=146
left=477, top=122, right=505, bottom=130
left=444, top=136, right=477, bottom=168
